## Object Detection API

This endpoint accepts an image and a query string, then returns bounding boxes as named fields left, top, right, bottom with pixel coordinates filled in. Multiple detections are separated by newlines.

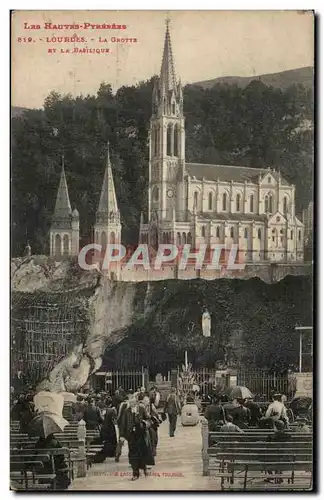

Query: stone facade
left=139, top=22, right=304, bottom=263
left=50, top=161, right=80, bottom=260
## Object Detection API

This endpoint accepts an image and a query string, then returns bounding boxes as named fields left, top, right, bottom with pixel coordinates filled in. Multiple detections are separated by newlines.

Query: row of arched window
left=193, top=192, right=255, bottom=213
left=140, top=227, right=301, bottom=245
left=53, top=234, right=69, bottom=257
left=95, top=231, right=116, bottom=246
left=151, top=123, right=181, bottom=158
left=193, top=191, right=290, bottom=215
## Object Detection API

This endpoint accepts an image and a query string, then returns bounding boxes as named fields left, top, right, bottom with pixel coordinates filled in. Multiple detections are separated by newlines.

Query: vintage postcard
left=11, top=10, right=314, bottom=492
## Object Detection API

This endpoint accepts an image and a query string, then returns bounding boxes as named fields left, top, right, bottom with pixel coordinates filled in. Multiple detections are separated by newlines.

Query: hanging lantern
left=202, top=310, right=211, bottom=337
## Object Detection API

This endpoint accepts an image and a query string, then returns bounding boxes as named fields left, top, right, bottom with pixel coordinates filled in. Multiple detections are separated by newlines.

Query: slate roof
left=186, top=163, right=289, bottom=185
left=97, top=144, right=119, bottom=215
left=52, top=165, right=72, bottom=222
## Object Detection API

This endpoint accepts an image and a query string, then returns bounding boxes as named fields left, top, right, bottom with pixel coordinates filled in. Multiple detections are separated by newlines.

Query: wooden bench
left=10, top=453, right=56, bottom=491
left=201, top=418, right=313, bottom=477
left=218, top=460, right=313, bottom=491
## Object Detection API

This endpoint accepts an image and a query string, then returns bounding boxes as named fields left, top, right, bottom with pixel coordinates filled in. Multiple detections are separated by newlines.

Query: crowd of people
left=11, top=383, right=312, bottom=487
left=203, top=390, right=311, bottom=433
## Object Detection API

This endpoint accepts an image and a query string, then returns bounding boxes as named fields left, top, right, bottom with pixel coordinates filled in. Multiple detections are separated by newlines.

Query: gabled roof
left=97, top=143, right=119, bottom=215
left=186, top=163, right=290, bottom=186
left=53, top=162, right=72, bottom=220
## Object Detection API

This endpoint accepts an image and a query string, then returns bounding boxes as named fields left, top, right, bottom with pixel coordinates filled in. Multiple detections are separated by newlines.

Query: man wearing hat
left=265, top=393, right=289, bottom=427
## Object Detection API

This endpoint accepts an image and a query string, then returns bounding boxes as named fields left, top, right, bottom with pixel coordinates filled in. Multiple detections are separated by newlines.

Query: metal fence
left=237, top=370, right=296, bottom=400
left=93, top=368, right=147, bottom=393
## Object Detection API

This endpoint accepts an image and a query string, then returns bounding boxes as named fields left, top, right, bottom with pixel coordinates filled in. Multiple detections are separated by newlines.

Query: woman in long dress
left=144, top=395, right=160, bottom=457
left=92, top=398, right=118, bottom=463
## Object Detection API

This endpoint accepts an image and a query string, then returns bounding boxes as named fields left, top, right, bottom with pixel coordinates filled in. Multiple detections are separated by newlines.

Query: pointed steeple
left=160, top=19, right=177, bottom=95
left=97, top=142, right=119, bottom=218
left=53, top=156, right=72, bottom=220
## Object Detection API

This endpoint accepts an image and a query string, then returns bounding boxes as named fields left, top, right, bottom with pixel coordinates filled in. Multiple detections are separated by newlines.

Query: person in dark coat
left=120, top=397, right=154, bottom=480
left=19, top=397, right=36, bottom=434
left=83, top=398, right=103, bottom=430
left=92, top=399, right=118, bottom=463
left=72, top=395, right=85, bottom=422
left=35, top=434, right=71, bottom=490
left=244, top=398, right=262, bottom=426
left=204, top=395, right=225, bottom=430
left=232, top=399, right=250, bottom=428
left=164, top=387, right=181, bottom=437
left=115, top=394, right=129, bottom=462
left=144, top=395, right=160, bottom=457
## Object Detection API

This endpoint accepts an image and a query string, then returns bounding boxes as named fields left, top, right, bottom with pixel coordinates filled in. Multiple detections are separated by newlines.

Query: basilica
left=138, top=21, right=304, bottom=263
left=50, top=21, right=304, bottom=264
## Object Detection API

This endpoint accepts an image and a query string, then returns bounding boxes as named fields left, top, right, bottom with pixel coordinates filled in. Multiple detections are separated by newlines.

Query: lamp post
left=295, top=326, right=313, bottom=373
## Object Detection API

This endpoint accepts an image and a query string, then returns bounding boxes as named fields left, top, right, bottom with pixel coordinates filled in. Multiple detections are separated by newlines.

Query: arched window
left=152, top=185, right=159, bottom=202
left=201, top=226, right=206, bottom=237
left=250, top=195, right=254, bottom=213
left=174, top=124, right=180, bottom=157
left=298, top=230, right=301, bottom=242
left=167, top=124, right=173, bottom=156
left=182, top=232, right=186, bottom=245
left=55, top=234, right=61, bottom=258
left=265, top=196, right=269, bottom=213
left=194, top=191, right=199, bottom=209
left=272, top=229, right=277, bottom=244
left=244, top=228, right=248, bottom=239
left=236, top=194, right=241, bottom=212
left=101, top=231, right=107, bottom=247
left=258, top=229, right=262, bottom=240
left=291, top=230, right=293, bottom=240
left=216, top=226, right=220, bottom=238
left=110, top=231, right=116, bottom=244
left=187, top=232, right=192, bottom=245
left=152, top=127, right=157, bottom=156
left=172, top=102, right=175, bottom=114
left=155, top=125, right=160, bottom=157
left=208, top=192, right=213, bottom=210
left=176, top=232, right=181, bottom=246
left=230, top=227, right=234, bottom=238
left=283, top=197, right=288, bottom=215
left=63, top=235, right=69, bottom=256
left=222, top=193, right=227, bottom=211
left=269, top=194, right=273, bottom=213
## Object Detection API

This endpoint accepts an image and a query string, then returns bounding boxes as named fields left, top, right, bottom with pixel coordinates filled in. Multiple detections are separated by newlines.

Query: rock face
left=11, top=257, right=143, bottom=392
left=11, top=256, right=313, bottom=391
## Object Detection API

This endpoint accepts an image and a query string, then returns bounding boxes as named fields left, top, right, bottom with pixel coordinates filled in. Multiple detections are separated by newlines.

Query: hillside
left=192, top=66, right=314, bottom=91
left=11, top=106, right=30, bottom=118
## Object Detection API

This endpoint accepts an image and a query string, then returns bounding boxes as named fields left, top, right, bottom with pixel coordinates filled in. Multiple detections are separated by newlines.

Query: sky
left=11, top=10, right=314, bottom=109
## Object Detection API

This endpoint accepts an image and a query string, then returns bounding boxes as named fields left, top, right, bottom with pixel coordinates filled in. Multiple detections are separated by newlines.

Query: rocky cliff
left=11, top=256, right=313, bottom=390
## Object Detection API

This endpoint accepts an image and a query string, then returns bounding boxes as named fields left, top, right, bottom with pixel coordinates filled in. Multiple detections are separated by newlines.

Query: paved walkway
left=71, top=419, right=219, bottom=491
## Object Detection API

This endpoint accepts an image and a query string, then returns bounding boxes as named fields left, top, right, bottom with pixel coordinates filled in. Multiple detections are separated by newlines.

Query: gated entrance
left=93, top=368, right=149, bottom=392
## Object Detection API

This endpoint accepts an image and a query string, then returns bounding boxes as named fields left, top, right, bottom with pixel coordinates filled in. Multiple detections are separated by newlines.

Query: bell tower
left=94, top=142, right=121, bottom=251
left=149, top=19, right=185, bottom=225
left=50, top=157, right=80, bottom=260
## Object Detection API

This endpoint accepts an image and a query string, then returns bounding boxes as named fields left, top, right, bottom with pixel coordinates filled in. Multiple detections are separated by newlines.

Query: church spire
left=159, top=18, right=177, bottom=95
left=97, top=142, right=119, bottom=217
left=53, top=156, right=72, bottom=220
